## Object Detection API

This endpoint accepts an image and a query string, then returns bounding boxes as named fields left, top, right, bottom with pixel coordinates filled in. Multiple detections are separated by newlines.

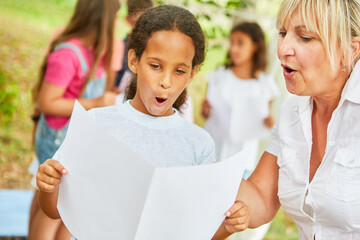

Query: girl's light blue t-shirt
left=60, top=100, right=216, bottom=167
left=62, top=100, right=216, bottom=240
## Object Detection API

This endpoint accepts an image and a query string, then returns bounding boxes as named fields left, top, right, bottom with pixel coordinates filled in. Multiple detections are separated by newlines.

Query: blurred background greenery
left=0, top=0, right=297, bottom=239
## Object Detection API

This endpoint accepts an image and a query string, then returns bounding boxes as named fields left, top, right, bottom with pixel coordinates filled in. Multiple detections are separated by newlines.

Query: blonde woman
left=214, top=0, right=360, bottom=239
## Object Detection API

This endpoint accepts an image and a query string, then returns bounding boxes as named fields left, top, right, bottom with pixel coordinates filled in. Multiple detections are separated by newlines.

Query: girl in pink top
left=28, top=0, right=121, bottom=239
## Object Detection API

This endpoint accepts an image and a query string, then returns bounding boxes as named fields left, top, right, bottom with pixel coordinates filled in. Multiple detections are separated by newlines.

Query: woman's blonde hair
left=276, top=0, right=360, bottom=70
left=33, top=0, right=120, bottom=102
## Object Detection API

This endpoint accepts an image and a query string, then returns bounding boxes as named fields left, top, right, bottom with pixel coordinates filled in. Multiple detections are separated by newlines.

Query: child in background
left=35, top=5, right=248, bottom=238
left=202, top=22, right=279, bottom=240
left=28, top=0, right=120, bottom=239
left=44, top=27, right=123, bottom=90
left=114, top=0, right=153, bottom=93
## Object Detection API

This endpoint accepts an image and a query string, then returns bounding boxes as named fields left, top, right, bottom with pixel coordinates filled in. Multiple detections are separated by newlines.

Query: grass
left=0, top=0, right=297, bottom=239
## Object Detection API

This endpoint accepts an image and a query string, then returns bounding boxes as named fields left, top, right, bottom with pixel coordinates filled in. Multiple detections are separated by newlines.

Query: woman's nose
left=277, top=35, right=295, bottom=59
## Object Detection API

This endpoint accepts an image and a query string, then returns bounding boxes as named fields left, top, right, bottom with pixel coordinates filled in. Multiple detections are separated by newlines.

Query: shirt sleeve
left=44, top=48, right=79, bottom=88
left=266, top=119, right=280, bottom=157
left=198, top=135, right=217, bottom=164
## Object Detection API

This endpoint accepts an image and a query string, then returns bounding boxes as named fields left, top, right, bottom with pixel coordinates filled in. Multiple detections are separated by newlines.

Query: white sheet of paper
left=204, top=84, right=232, bottom=157
left=204, top=83, right=231, bottom=135
left=229, top=98, right=270, bottom=142
left=57, top=101, right=155, bottom=240
left=135, top=152, right=244, bottom=240
left=205, top=83, right=269, bottom=143
left=57, top=101, right=245, bottom=240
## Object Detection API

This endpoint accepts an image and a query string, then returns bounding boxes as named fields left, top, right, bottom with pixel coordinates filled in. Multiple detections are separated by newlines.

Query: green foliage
left=157, top=0, right=253, bottom=49
left=0, top=72, right=19, bottom=127
left=0, top=0, right=76, bottom=32
left=265, top=208, right=299, bottom=240
left=195, top=0, right=253, bottom=9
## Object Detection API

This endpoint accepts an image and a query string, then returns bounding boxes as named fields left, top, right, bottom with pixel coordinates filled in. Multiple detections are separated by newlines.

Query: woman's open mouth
left=282, top=65, right=296, bottom=79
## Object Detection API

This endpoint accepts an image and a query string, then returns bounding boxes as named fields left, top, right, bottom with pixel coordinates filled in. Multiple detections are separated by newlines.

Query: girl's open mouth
left=156, top=97, right=167, bottom=104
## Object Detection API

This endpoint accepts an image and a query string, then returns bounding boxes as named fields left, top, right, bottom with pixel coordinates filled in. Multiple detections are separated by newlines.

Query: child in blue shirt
left=36, top=5, right=249, bottom=238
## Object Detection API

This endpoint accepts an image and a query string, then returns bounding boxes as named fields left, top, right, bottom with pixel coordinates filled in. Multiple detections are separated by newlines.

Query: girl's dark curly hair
left=125, top=5, right=205, bottom=111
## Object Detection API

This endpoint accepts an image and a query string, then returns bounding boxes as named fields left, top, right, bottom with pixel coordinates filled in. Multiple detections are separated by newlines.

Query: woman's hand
left=223, top=200, right=250, bottom=234
left=201, top=99, right=212, bottom=119
left=37, top=159, right=67, bottom=193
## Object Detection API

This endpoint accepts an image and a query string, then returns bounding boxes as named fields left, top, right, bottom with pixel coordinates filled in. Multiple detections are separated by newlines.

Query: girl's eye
left=176, top=69, right=186, bottom=75
left=150, top=64, right=160, bottom=69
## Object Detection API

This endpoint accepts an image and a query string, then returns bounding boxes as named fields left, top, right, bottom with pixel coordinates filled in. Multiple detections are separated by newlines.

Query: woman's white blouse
left=266, top=62, right=360, bottom=239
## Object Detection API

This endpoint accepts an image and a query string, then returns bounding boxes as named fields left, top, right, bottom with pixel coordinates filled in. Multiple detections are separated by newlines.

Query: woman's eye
left=300, top=36, right=312, bottom=42
left=279, top=31, right=286, bottom=38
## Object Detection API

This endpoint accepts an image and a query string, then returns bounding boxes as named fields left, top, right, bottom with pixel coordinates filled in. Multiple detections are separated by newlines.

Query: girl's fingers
left=40, top=159, right=68, bottom=178
left=37, top=180, right=59, bottom=193
left=37, top=173, right=62, bottom=186
left=226, top=206, right=249, bottom=219
left=225, top=215, right=249, bottom=225
left=48, top=159, right=68, bottom=175
left=37, top=159, right=67, bottom=193
left=224, top=200, right=250, bottom=233
left=225, top=200, right=245, bottom=217
left=225, top=223, right=249, bottom=233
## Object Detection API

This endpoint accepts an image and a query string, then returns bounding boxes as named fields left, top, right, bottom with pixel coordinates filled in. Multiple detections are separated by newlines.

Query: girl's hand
left=223, top=200, right=250, bottom=234
left=36, top=159, right=68, bottom=193
left=263, top=115, right=275, bottom=128
left=96, top=91, right=117, bottom=107
left=201, top=99, right=212, bottom=118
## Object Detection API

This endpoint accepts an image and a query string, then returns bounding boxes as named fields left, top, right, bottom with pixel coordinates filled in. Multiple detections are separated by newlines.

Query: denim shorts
left=35, top=115, right=69, bottom=164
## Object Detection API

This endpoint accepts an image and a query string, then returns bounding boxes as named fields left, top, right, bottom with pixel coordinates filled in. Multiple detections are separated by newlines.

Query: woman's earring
left=342, top=66, right=346, bottom=72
